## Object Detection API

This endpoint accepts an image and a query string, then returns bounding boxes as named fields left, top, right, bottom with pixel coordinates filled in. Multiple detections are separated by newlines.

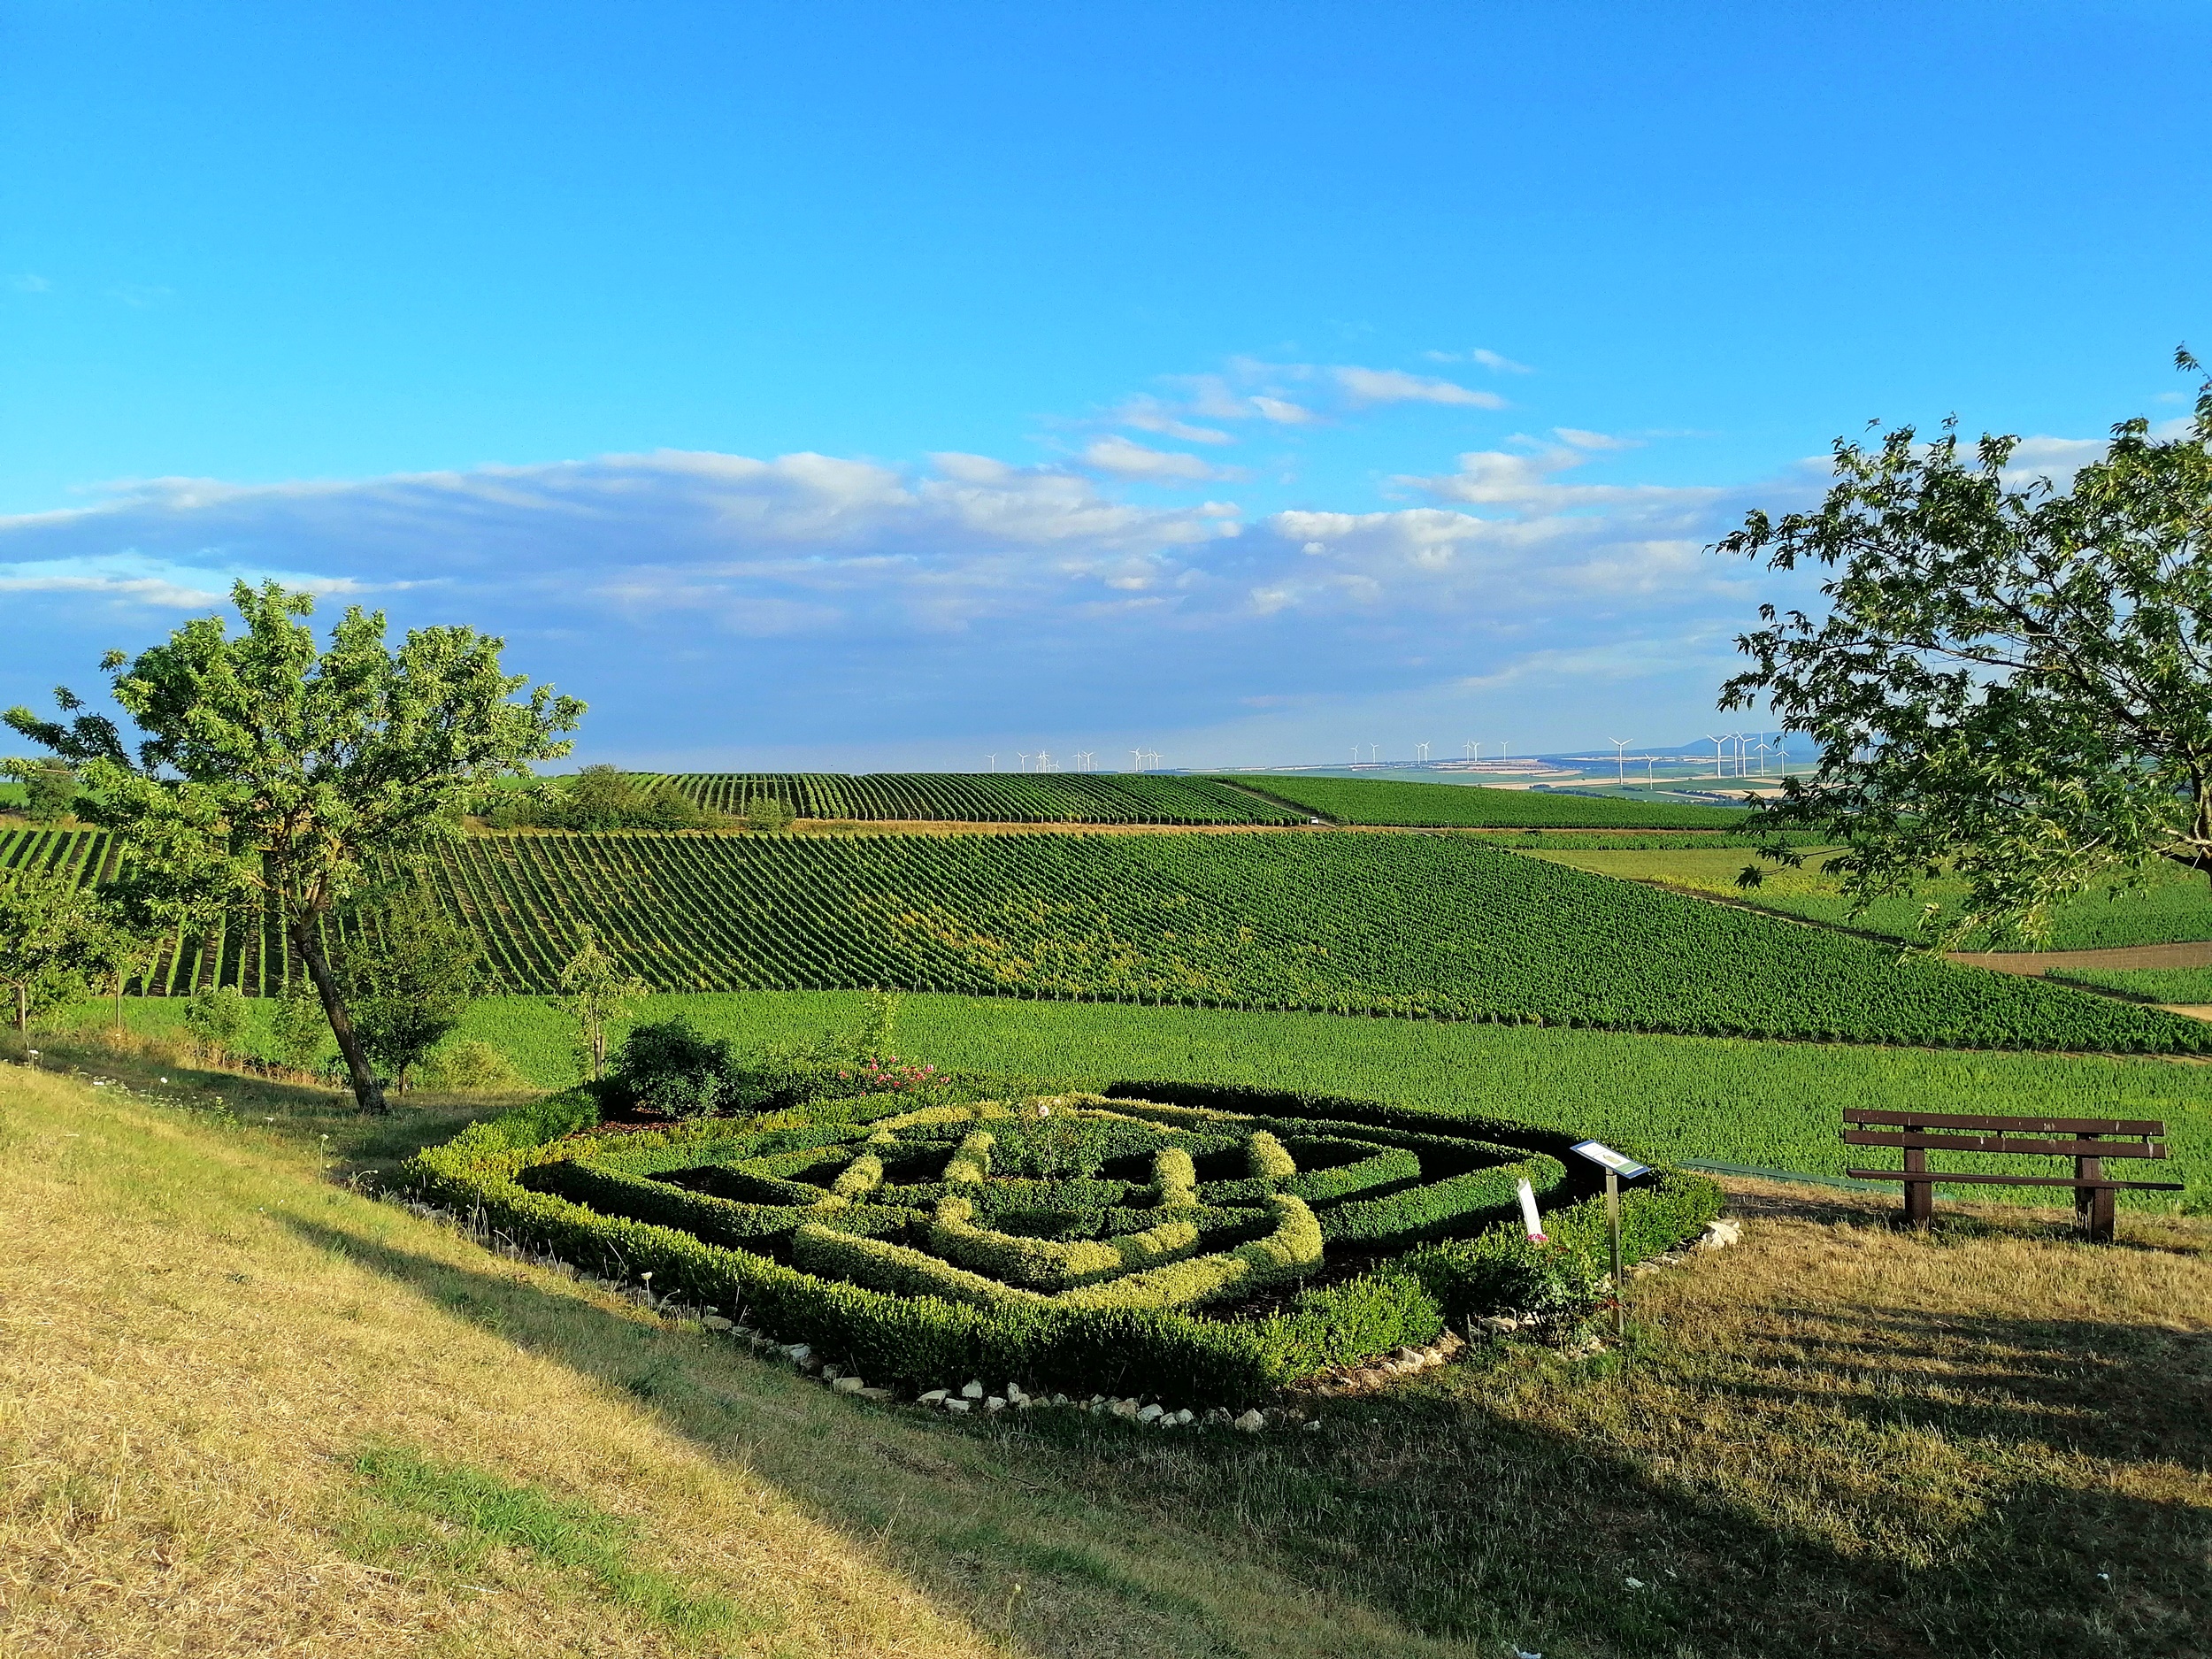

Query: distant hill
left=1212, top=774, right=1752, bottom=829
left=657, top=772, right=1298, bottom=825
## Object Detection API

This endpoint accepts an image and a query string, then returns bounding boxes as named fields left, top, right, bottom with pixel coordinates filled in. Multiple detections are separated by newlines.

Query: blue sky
left=3, top=2, right=2207, bottom=771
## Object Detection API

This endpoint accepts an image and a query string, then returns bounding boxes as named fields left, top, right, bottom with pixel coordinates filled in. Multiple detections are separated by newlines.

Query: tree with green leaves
left=554, top=927, right=648, bottom=1081
left=0, top=869, right=119, bottom=1032
left=268, top=982, right=330, bottom=1073
left=5, top=580, right=581, bottom=1110
left=1718, top=351, right=2212, bottom=948
left=338, top=884, right=483, bottom=1094
left=2, top=758, right=79, bottom=823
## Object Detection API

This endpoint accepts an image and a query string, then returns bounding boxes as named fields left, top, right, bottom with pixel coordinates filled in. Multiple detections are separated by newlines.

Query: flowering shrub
left=834, top=1057, right=939, bottom=1093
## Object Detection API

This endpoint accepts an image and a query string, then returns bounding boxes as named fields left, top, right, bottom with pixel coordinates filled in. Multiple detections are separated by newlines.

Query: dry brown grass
left=0, top=1062, right=1484, bottom=1659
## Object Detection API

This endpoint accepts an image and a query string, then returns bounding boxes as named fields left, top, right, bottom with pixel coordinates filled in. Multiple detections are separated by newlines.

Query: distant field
left=658, top=771, right=1297, bottom=824
left=1219, top=773, right=1751, bottom=828
left=1522, top=844, right=2212, bottom=950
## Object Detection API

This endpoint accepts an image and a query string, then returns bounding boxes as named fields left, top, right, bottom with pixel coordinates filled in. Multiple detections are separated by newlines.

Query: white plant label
left=1517, top=1176, right=1546, bottom=1242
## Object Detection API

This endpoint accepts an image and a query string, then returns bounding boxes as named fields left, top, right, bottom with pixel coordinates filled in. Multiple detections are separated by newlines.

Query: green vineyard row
left=1215, top=773, right=1753, bottom=828
left=12, top=824, right=2206, bottom=1053
left=656, top=772, right=1302, bottom=825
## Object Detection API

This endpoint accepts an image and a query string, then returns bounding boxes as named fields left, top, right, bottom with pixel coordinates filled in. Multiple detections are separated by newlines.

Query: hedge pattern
left=411, top=1081, right=1723, bottom=1402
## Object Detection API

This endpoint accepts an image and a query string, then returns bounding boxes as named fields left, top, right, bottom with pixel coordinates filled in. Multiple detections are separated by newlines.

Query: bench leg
left=1902, top=1144, right=1932, bottom=1227
left=2077, top=1155, right=2113, bottom=1241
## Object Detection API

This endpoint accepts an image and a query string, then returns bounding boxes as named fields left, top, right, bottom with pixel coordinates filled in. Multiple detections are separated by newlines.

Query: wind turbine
left=1130, top=749, right=1144, bottom=772
left=1609, top=738, right=1632, bottom=781
left=1416, top=742, right=1431, bottom=764
left=1368, top=744, right=1379, bottom=763
left=1704, top=734, right=1728, bottom=778
left=986, top=754, right=997, bottom=772
left=1464, top=740, right=1479, bottom=762
left=1017, top=752, right=1032, bottom=772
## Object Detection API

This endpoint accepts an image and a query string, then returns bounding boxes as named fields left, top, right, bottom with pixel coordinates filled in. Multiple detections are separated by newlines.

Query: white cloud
left=1553, top=427, right=1639, bottom=451
left=9, top=273, right=52, bottom=295
left=1330, top=366, right=1506, bottom=409
left=1471, top=349, right=1532, bottom=373
left=107, top=283, right=174, bottom=308
left=1106, top=396, right=1236, bottom=445
left=1080, top=435, right=1243, bottom=483
left=1248, top=395, right=1314, bottom=425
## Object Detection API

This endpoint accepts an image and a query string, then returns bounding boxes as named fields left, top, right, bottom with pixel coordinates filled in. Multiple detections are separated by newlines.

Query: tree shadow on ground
left=282, top=1211, right=2212, bottom=1659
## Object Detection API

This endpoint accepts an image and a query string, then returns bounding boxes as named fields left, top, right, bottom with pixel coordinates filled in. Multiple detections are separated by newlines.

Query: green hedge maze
left=413, top=1086, right=1724, bottom=1404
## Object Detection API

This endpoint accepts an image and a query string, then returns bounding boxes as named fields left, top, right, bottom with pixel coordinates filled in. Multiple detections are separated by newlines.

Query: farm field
left=5, top=1055, right=2209, bottom=1659
left=18, top=826, right=2210, bottom=1052
left=57, top=989, right=2212, bottom=1210
left=2047, top=965, right=2212, bottom=1004
left=657, top=771, right=1300, bottom=824
left=1523, top=844, right=2212, bottom=951
left=1217, top=773, right=1752, bottom=828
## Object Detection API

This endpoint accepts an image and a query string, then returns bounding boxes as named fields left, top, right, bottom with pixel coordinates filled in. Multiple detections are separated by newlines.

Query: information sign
left=1571, top=1141, right=1652, bottom=1179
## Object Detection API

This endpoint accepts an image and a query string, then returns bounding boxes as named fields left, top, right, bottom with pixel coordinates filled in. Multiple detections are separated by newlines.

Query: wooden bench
left=1842, top=1109, right=2182, bottom=1240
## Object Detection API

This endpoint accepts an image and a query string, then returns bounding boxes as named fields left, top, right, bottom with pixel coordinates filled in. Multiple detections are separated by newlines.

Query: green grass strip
left=348, top=1444, right=745, bottom=1640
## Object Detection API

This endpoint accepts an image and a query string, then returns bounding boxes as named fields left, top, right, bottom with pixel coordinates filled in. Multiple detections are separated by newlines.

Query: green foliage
left=609, top=1017, right=738, bottom=1118
left=0, top=868, right=121, bottom=1030
left=1, top=758, right=79, bottom=823
left=418, top=1037, right=525, bottom=1092
left=266, top=985, right=329, bottom=1071
left=339, top=885, right=482, bottom=1093
left=485, top=766, right=722, bottom=832
left=670, top=772, right=1299, bottom=825
left=2, top=580, right=580, bottom=1111
left=741, top=794, right=795, bottom=833
left=1217, top=774, right=1750, bottom=828
left=553, top=927, right=648, bottom=1081
left=180, top=986, right=251, bottom=1056
left=1720, top=357, right=2212, bottom=949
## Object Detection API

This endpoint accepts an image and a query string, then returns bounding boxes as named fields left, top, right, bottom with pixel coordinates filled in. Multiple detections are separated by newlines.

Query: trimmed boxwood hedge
left=407, top=1078, right=1721, bottom=1403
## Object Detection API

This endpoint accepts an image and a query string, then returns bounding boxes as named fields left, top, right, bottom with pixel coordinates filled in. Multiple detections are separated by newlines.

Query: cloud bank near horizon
left=0, top=431, right=1836, bottom=766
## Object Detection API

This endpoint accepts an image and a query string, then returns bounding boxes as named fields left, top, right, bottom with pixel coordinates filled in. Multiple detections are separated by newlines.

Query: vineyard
left=1216, top=774, right=1751, bottom=828
left=21, top=823, right=2209, bottom=1053
left=657, top=772, right=1301, bottom=824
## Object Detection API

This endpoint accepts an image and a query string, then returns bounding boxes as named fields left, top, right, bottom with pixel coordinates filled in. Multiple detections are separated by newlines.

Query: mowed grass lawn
left=4, top=1053, right=2209, bottom=1659
left=1521, top=845, right=2212, bottom=951
left=57, top=990, right=2212, bottom=1210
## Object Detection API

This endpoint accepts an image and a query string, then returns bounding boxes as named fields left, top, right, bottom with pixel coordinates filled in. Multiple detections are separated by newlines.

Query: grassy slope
left=2054, top=965, right=2212, bottom=1003
left=67, top=990, right=2208, bottom=1209
left=7, top=1060, right=2209, bottom=1659
left=1218, top=774, right=1750, bottom=828
left=0, top=1060, right=1465, bottom=1659
left=1525, top=846, right=2212, bottom=949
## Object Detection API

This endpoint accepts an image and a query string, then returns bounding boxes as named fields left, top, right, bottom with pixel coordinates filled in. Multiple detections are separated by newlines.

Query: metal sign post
left=1570, top=1141, right=1651, bottom=1341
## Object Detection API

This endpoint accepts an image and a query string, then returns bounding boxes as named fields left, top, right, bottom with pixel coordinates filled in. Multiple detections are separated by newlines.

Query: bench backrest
left=1841, top=1109, right=2167, bottom=1161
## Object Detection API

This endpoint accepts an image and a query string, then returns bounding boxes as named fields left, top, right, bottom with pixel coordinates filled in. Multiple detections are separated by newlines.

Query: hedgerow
left=408, top=1077, right=1721, bottom=1402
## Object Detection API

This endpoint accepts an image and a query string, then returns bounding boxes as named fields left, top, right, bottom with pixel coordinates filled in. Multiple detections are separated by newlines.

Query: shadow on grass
left=279, top=1210, right=2212, bottom=1659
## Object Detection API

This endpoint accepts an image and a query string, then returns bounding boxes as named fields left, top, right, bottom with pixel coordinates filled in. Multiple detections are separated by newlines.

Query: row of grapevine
left=42, top=828, right=2212, bottom=1049
left=659, top=772, right=1301, bottom=825
left=1215, top=774, right=1752, bottom=828
left=17, top=826, right=2200, bottom=1051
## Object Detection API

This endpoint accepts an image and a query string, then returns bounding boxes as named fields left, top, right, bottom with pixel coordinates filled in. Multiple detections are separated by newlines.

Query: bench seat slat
left=1840, top=1109, right=2165, bottom=1135
left=1845, top=1168, right=2185, bottom=1192
left=1841, top=1130, right=2167, bottom=1159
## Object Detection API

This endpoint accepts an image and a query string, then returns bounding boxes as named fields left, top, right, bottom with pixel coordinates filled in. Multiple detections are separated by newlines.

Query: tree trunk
left=13, top=982, right=25, bottom=1033
left=292, top=915, right=387, bottom=1113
